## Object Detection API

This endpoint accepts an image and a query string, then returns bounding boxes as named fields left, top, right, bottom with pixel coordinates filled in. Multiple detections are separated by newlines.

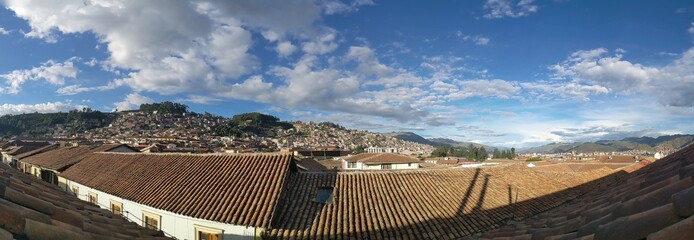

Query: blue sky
left=1, top=0, right=693, bottom=148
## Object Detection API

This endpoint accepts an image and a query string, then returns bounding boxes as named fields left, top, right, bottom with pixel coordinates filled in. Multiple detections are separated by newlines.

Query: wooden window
left=195, top=225, right=223, bottom=240
left=142, top=211, right=161, bottom=230
left=381, top=163, right=392, bottom=170
left=110, top=201, right=123, bottom=216
left=88, top=192, right=98, bottom=204
left=347, top=162, right=357, bottom=168
left=71, top=186, right=79, bottom=197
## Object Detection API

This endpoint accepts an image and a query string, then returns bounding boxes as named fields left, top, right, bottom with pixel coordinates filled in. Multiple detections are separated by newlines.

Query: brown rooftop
left=0, top=163, right=169, bottom=239
left=267, top=164, right=615, bottom=239
left=473, top=144, right=694, bottom=239
left=60, top=152, right=295, bottom=228
left=20, top=144, right=130, bottom=171
left=345, top=153, right=419, bottom=164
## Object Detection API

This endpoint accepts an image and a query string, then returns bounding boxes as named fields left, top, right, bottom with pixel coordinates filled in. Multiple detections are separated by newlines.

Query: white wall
left=68, top=181, right=259, bottom=240
left=352, top=162, right=419, bottom=170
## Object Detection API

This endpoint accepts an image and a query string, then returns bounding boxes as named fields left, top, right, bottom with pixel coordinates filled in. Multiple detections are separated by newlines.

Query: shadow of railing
left=267, top=160, right=641, bottom=239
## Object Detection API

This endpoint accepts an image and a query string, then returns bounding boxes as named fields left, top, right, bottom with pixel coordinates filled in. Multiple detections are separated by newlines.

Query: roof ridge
left=92, top=151, right=294, bottom=156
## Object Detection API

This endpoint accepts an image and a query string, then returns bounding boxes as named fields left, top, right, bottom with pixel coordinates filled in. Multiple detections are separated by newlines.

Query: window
left=88, top=192, right=98, bottom=204
left=347, top=162, right=357, bottom=168
left=408, top=163, right=412, bottom=167
left=195, top=225, right=223, bottom=240
left=71, top=186, right=79, bottom=197
left=381, top=163, right=392, bottom=170
left=314, top=187, right=334, bottom=204
left=110, top=201, right=123, bottom=216
left=142, top=211, right=161, bottom=230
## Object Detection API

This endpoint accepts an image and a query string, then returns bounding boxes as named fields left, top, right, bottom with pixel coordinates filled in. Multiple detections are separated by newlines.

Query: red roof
left=60, top=152, right=294, bottom=228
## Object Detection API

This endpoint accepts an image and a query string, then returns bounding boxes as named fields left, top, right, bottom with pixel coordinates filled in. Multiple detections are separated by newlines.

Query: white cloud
left=276, top=41, right=297, bottom=57
left=483, top=0, right=538, bottom=19
left=322, top=0, right=374, bottom=15
left=113, top=92, right=153, bottom=112
left=181, top=95, right=222, bottom=104
left=0, top=101, right=86, bottom=116
left=301, top=30, right=338, bottom=55
left=4, top=0, right=356, bottom=97
left=521, top=81, right=609, bottom=101
left=550, top=48, right=658, bottom=93
left=0, top=27, right=10, bottom=35
left=456, top=31, right=490, bottom=46
left=0, top=58, right=77, bottom=94
left=549, top=47, right=694, bottom=109
left=689, top=22, right=694, bottom=35
left=56, top=82, right=120, bottom=95
left=346, top=46, right=391, bottom=76
left=451, top=79, right=521, bottom=99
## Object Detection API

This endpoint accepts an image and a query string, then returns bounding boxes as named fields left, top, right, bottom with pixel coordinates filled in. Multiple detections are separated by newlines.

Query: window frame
left=381, top=163, right=392, bottom=170
left=87, top=192, right=98, bottom=204
left=194, top=225, right=224, bottom=240
left=110, top=200, right=123, bottom=216
left=347, top=162, right=357, bottom=168
left=142, top=211, right=161, bottom=231
left=71, top=186, right=79, bottom=197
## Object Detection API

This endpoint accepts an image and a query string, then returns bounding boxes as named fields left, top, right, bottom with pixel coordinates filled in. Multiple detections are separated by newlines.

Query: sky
left=0, top=0, right=693, bottom=148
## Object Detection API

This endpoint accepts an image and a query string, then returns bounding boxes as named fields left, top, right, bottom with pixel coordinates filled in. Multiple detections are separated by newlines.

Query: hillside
left=0, top=103, right=433, bottom=152
left=385, top=131, right=503, bottom=150
left=427, top=137, right=499, bottom=150
left=523, top=134, right=694, bottom=153
left=0, top=110, right=115, bottom=137
left=383, top=132, right=436, bottom=145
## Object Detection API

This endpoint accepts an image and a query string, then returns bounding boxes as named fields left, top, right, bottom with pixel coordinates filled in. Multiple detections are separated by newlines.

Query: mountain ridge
left=522, top=134, right=694, bottom=154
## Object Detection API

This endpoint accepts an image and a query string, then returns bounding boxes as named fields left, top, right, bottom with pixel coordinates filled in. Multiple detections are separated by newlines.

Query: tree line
left=431, top=144, right=516, bottom=162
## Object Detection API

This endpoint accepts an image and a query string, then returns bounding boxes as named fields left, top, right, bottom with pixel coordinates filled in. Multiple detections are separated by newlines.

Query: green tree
left=431, top=146, right=449, bottom=157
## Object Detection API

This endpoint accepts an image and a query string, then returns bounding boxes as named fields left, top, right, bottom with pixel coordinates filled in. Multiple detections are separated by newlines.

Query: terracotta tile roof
left=472, top=143, right=694, bottom=239
left=534, top=163, right=634, bottom=173
left=60, top=152, right=294, bottom=228
left=266, top=164, right=614, bottom=239
left=0, top=163, right=169, bottom=239
left=13, top=144, right=59, bottom=159
left=597, top=155, right=640, bottom=164
left=295, top=157, right=329, bottom=172
left=345, top=153, right=419, bottom=164
left=20, top=144, right=130, bottom=171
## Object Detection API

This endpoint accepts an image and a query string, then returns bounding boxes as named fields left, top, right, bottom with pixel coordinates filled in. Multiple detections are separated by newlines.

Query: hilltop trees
left=430, top=144, right=489, bottom=162
left=492, top=147, right=517, bottom=159
left=139, top=101, right=188, bottom=114
left=213, top=112, right=293, bottom=137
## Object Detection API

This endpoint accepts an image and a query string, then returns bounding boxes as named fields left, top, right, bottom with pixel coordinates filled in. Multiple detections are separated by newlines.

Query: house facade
left=342, top=152, right=419, bottom=170
left=68, top=181, right=258, bottom=240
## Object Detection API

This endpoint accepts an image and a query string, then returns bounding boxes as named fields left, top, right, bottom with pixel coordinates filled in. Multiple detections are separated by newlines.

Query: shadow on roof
left=266, top=144, right=694, bottom=239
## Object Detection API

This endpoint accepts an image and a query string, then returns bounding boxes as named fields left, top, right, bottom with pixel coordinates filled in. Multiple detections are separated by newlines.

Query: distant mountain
left=384, top=132, right=436, bottom=145
left=384, top=132, right=502, bottom=149
left=522, top=142, right=582, bottom=154
left=522, top=134, right=694, bottom=154
left=427, top=137, right=503, bottom=150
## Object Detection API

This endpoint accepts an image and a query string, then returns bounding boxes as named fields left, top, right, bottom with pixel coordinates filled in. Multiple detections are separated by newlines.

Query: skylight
left=314, top=187, right=334, bottom=204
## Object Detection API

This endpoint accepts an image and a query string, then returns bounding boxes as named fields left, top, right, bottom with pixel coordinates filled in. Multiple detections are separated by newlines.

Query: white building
left=58, top=152, right=296, bottom=240
left=342, top=153, right=419, bottom=170
left=365, top=147, right=398, bottom=153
